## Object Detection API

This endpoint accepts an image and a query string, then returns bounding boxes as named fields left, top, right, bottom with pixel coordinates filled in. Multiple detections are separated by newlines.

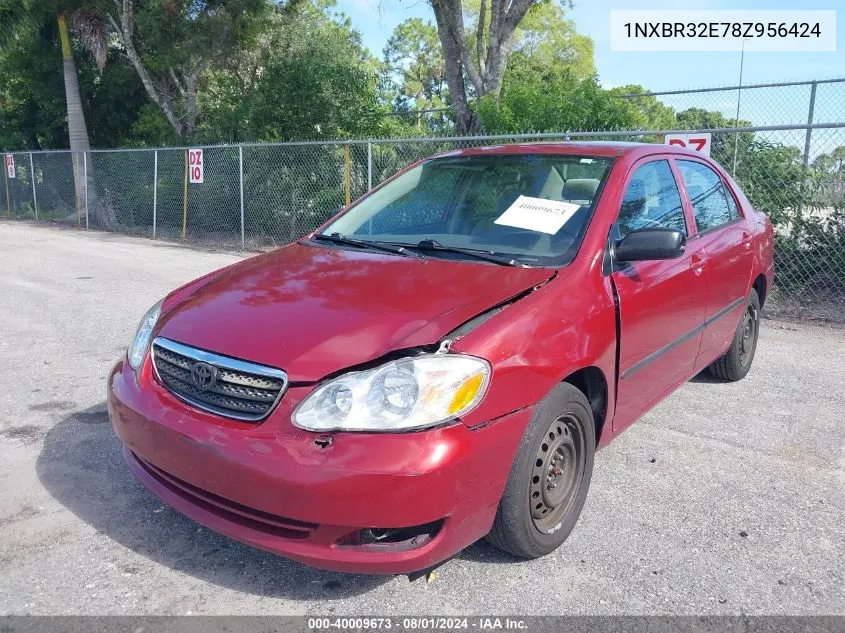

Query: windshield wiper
left=408, top=239, right=529, bottom=267
left=309, top=233, right=422, bottom=258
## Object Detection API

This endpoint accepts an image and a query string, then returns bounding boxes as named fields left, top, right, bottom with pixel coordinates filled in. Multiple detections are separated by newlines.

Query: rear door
left=674, top=159, right=755, bottom=371
left=611, top=157, right=709, bottom=429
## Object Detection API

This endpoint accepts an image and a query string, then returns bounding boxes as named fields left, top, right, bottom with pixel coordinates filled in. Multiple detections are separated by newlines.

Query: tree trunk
left=431, top=2, right=477, bottom=134
left=57, top=13, right=119, bottom=229
left=108, top=3, right=185, bottom=137
left=482, top=29, right=516, bottom=99
left=430, top=0, right=537, bottom=134
left=58, top=12, right=89, bottom=222
left=183, top=70, right=200, bottom=137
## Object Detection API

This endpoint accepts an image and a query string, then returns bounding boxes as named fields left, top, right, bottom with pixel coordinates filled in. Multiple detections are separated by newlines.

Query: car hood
left=157, top=242, right=553, bottom=382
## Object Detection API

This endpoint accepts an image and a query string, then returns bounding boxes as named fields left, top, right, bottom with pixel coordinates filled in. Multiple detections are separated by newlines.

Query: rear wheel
left=486, top=383, right=595, bottom=559
left=709, top=291, right=761, bottom=381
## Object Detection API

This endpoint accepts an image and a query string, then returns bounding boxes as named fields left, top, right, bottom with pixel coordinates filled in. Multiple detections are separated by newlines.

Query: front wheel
left=708, top=291, right=761, bottom=381
left=485, top=383, right=595, bottom=559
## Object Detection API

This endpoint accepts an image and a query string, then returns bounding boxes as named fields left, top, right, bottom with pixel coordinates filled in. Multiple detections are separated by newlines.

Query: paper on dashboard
left=493, top=196, right=582, bottom=235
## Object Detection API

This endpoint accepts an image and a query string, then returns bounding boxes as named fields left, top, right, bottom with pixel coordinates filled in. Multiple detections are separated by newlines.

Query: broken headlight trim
left=292, top=354, right=491, bottom=432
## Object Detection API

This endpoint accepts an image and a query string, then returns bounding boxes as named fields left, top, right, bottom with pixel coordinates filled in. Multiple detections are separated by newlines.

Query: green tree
left=200, top=2, right=382, bottom=142
left=0, top=27, right=69, bottom=150
left=383, top=18, right=448, bottom=130
left=806, top=146, right=845, bottom=293
left=812, top=146, right=845, bottom=182
left=1, top=0, right=109, bottom=209
left=428, top=0, right=570, bottom=133
left=734, top=141, right=804, bottom=222
left=103, top=0, right=284, bottom=138
left=382, top=2, right=595, bottom=134
left=476, top=72, right=639, bottom=134
left=740, top=141, right=845, bottom=296
left=0, top=0, right=386, bottom=148
left=607, top=85, right=676, bottom=130
left=478, top=1, right=595, bottom=81
left=675, top=107, right=753, bottom=167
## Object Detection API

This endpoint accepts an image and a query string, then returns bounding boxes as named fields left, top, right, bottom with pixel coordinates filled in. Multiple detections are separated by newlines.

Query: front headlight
left=128, top=299, right=163, bottom=370
left=292, top=354, right=491, bottom=432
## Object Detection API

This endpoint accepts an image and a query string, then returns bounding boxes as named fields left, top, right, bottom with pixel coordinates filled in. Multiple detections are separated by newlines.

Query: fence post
left=367, top=142, right=372, bottom=191
left=239, top=145, right=245, bottom=249
left=344, top=144, right=351, bottom=206
left=83, top=151, right=89, bottom=229
left=3, top=156, right=9, bottom=217
left=29, top=152, right=37, bottom=220
left=802, top=81, right=818, bottom=168
left=152, top=150, right=158, bottom=239
left=74, top=153, right=81, bottom=227
left=182, top=149, right=188, bottom=240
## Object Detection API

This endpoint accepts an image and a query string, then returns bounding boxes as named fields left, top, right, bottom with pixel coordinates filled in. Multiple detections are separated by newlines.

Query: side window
left=724, top=187, right=742, bottom=222
left=617, top=160, right=687, bottom=237
left=676, top=160, right=736, bottom=232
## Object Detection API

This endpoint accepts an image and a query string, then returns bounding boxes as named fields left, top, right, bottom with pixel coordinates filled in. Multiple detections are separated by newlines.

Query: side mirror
left=614, top=228, right=686, bottom=263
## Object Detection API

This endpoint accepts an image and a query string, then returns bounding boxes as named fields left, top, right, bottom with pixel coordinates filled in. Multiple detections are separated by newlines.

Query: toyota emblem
left=190, top=362, right=218, bottom=391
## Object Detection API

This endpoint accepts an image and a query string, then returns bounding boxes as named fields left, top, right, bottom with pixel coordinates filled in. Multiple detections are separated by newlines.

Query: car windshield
left=319, top=154, right=613, bottom=266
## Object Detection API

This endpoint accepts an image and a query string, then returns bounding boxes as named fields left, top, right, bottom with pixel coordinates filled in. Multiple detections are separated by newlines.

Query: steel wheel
left=739, top=303, right=758, bottom=367
left=529, top=413, right=586, bottom=534
left=485, top=383, right=596, bottom=559
left=708, top=291, right=761, bottom=382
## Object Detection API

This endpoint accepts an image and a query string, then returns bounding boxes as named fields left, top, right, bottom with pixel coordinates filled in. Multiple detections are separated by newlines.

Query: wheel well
left=753, top=273, right=767, bottom=307
left=563, top=367, right=608, bottom=443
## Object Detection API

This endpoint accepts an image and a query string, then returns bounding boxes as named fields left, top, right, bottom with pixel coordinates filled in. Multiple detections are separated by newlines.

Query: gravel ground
left=0, top=221, right=842, bottom=616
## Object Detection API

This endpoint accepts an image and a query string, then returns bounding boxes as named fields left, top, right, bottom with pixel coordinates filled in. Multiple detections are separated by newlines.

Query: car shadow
left=688, top=370, right=729, bottom=384
left=36, top=403, right=389, bottom=599
left=458, top=541, right=522, bottom=565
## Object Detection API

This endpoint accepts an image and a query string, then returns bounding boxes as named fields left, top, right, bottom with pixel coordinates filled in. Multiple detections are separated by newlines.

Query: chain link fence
left=616, top=78, right=845, bottom=128
left=3, top=79, right=845, bottom=320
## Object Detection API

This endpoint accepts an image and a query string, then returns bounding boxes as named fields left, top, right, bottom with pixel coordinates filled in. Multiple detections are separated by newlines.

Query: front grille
left=151, top=337, right=288, bottom=422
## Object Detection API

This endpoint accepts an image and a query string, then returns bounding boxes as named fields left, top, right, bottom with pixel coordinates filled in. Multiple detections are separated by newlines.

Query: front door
left=611, top=158, right=708, bottom=430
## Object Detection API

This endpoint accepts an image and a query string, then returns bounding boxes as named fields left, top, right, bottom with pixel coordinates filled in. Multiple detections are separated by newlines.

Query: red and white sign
left=664, top=133, right=712, bottom=156
left=5, top=154, right=15, bottom=179
left=188, top=148, right=204, bottom=184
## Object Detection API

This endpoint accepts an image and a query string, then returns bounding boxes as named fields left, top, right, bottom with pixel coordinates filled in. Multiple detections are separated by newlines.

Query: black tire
left=708, top=291, right=761, bottom=382
left=485, top=383, right=595, bottom=559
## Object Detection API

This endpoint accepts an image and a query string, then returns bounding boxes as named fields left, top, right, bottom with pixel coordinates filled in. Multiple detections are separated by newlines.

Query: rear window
left=677, top=160, right=739, bottom=232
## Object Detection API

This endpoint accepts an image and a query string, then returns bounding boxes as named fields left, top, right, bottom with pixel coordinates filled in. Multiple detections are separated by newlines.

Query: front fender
left=452, top=264, right=617, bottom=433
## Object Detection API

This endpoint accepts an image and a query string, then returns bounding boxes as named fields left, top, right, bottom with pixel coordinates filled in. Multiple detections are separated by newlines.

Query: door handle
left=690, top=254, right=706, bottom=276
left=742, top=232, right=752, bottom=249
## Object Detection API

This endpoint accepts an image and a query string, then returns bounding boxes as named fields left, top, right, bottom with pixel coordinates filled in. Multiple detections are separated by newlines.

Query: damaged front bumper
left=107, top=357, right=534, bottom=574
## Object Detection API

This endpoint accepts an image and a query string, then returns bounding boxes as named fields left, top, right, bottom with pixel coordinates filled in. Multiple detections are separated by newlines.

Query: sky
left=337, top=0, right=843, bottom=124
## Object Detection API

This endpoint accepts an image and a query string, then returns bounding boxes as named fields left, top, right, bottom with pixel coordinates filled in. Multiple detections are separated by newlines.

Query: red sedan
left=108, top=142, right=774, bottom=574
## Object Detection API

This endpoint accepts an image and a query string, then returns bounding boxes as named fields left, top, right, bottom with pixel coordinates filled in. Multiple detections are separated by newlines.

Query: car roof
left=430, top=141, right=692, bottom=160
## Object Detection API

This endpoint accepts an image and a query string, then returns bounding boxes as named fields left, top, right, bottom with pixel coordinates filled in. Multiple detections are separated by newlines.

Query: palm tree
left=1, top=1, right=108, bottom=219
